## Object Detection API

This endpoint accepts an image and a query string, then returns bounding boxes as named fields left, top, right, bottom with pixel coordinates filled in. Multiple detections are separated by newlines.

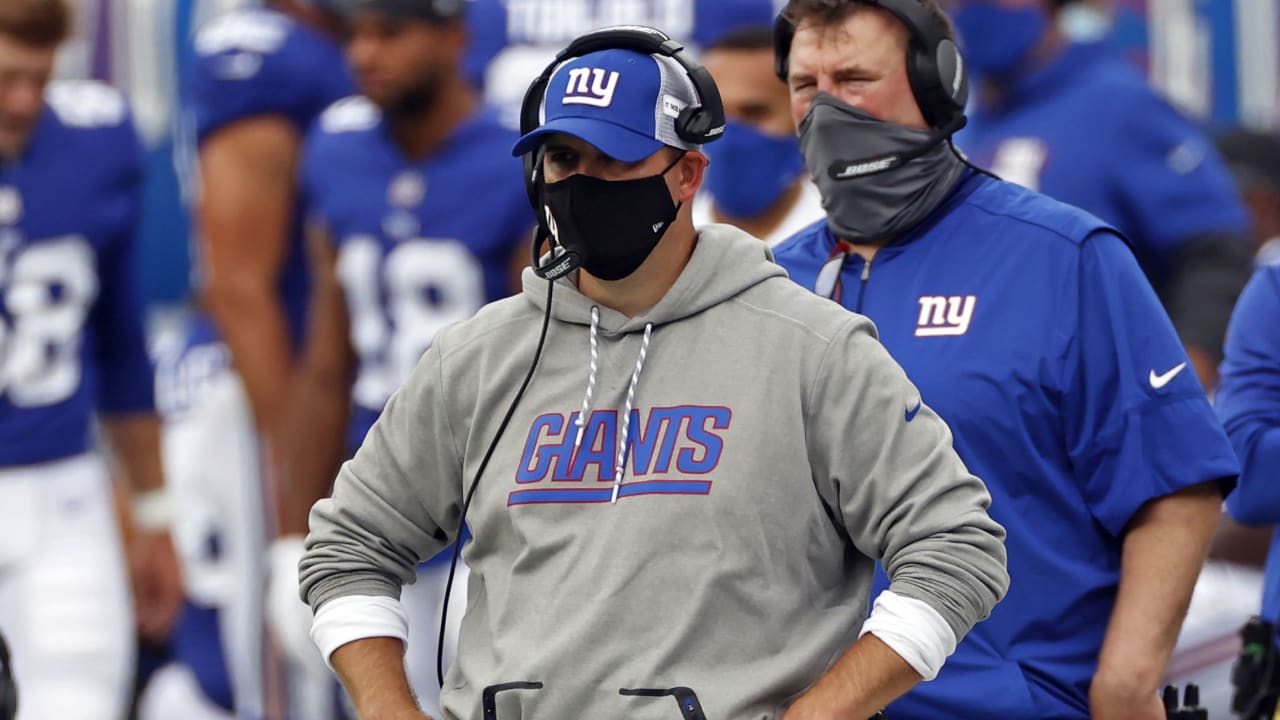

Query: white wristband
left=130, top=488, right=174, bottom=532
left=311, top=594, right=410, bottom=669
left=859, top=590, right=957, bottom=681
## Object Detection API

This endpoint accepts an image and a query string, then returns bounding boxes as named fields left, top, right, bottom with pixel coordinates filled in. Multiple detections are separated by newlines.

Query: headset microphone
left=529, top=228, right=582, bottom=281
left=526, top=146, right=581, bottom=281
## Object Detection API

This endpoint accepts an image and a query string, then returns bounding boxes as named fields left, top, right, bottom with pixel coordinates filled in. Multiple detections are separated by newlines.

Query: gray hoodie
left=301, top=223, right=1008, bottom=720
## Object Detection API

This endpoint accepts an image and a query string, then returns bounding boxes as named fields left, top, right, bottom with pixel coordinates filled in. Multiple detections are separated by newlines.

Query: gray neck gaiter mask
left=799, top=93, right=966, bottom=244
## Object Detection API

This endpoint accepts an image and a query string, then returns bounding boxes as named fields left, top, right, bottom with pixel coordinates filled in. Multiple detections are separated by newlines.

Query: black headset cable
left=436, top=271, right=558, bottom=688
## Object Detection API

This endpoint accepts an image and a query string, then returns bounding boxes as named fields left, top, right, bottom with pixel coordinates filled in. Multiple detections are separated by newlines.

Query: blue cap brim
left=510, top=117, right=665, bottom=163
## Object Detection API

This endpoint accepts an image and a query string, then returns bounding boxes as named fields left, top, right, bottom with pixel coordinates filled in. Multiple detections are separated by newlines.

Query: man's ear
left=676, top=151, right=709, bottom=203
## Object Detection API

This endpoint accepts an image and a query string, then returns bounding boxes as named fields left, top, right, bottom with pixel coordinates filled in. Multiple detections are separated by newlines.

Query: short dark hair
left=706, top=26, right=776, bottom=54
left=1216, top=129, right=1280, bottom=192
left=781, top=0, right=955, bottom=42
left=0, top=0, right=71, bottom=48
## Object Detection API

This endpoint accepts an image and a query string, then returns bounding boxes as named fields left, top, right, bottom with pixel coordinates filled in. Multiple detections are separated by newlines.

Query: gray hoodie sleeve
left=300, top=340, right=464, bottom=611
left=806, top=316, right=1009, bottom=640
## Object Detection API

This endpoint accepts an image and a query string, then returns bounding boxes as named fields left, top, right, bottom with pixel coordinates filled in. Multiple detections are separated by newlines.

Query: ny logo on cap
left=563, top=68, right=620, bottom=108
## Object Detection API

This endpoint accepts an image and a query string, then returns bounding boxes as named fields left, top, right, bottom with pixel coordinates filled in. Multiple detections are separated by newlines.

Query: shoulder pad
left=45, top=81, right=129, bottom=129
left=194, top=11, right=290, bottom=57
left=318, top=96, right=380, bottom=134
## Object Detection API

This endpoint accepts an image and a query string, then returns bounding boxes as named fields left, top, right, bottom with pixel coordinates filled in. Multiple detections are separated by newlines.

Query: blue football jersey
left=302, top=98, right=533, bottom=450
left=0, top=82, right=154, bottom=467
left=185, top=8, right=352, bottom=349
left=960, top=42, right=1250, bottom=289
left=1219, top=265, right=1280, bottom=622
left=464, top=0, right=781, bottom=126
left=773, top=172, right=1239, bottom=719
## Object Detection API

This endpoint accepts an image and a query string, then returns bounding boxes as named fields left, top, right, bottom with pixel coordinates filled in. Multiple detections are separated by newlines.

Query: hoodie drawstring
left=572, top=306, right=601, bottom=451
left=611, top=323, right=653, bottom=504
left=568, top=306, right=655, bottom=505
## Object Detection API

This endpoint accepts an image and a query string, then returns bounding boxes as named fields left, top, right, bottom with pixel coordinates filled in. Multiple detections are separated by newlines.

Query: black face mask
left=541, top=154, right=683, bottom=281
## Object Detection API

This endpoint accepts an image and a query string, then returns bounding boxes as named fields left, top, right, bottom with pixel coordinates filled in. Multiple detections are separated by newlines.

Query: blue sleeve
left=92, top=120, right=156, bottom=415
left=1064, top=231, right=1238, bottom=536
left=462, top=0, right=508, bottom=91
left=1106, top=88, right=1251, bottom=254
left=1220, top=266, right=1280, bottom=526
left=189, top=22, right=348, bottom=142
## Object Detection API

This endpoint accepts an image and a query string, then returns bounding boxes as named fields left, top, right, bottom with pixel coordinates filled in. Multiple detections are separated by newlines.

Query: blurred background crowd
left=60, top=0, right=1280, bottom=311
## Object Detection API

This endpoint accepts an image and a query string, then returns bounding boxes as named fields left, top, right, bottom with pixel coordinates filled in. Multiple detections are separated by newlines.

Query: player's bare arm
left=266, top=222, right=355, bottom=676
left=1091, top=480, right=1224, bottom=719
left=198, top=114, right=302, bottom=459
left=281, top=223, right=355, bottom=536
left=101, top=413, right=183, bottom=642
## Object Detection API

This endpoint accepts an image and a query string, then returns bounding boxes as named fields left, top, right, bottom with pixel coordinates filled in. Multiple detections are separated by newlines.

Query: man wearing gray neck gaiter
left=773, top=2, right=1238, bottom=720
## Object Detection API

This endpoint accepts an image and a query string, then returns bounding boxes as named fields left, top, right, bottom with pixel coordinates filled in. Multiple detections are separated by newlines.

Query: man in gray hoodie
left=299, top=25, right=1009, bottom=720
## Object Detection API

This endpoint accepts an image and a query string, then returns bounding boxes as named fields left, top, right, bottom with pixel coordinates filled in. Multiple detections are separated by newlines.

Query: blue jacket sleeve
left=1106, top=88, right=1251, bottom=255
left=1220, top=266, right=1280, bottom=526
left=92, top=118, right=155, bottom=415
left=1064, top=231, right=1238, bottom=536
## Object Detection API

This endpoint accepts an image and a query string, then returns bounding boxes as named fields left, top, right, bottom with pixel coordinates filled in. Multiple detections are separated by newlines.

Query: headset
left=773, top=0, right=968, bottom=134
left=515, top=25, right=727, bottom=280
left=0, top=629, right=16, bottom=720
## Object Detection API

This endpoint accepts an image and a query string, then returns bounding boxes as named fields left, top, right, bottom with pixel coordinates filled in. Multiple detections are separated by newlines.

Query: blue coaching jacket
left=773, top=171, right=1238, bottom=719
left=1220, top=265, right=1280, bottom=623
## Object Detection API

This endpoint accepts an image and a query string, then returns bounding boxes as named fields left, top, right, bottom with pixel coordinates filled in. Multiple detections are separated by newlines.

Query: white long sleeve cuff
left=859, top=589, right=958, bottom=681
left=310, top=594, right=410, bottom=669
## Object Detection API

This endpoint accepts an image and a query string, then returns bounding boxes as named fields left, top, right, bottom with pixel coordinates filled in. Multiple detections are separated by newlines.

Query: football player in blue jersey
left=691, top=26, right=826, bottom=246
left=290, top=0, right=534, bottom=714
left=463, top=0, right=783, bottom=126
left=947, top=0, right=1254, bottom=390
left=159, top=0, right=353, bottom=717
left=770, top=1, right=1237, bottom=718
left=1219, top=263, right=1280, bottom=719
left=0, top=1, right=183, bottom=718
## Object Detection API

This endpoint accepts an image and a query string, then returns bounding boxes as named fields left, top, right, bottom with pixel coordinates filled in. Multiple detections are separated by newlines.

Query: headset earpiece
left=906, top=31, right=967, bottom=130
left=677, top=107, right=714, bottom=144
left=675, top=62, right=726, bottom=144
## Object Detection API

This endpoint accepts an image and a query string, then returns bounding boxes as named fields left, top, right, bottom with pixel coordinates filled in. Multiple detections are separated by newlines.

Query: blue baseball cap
left=511, top=48, right=703, bottom=163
